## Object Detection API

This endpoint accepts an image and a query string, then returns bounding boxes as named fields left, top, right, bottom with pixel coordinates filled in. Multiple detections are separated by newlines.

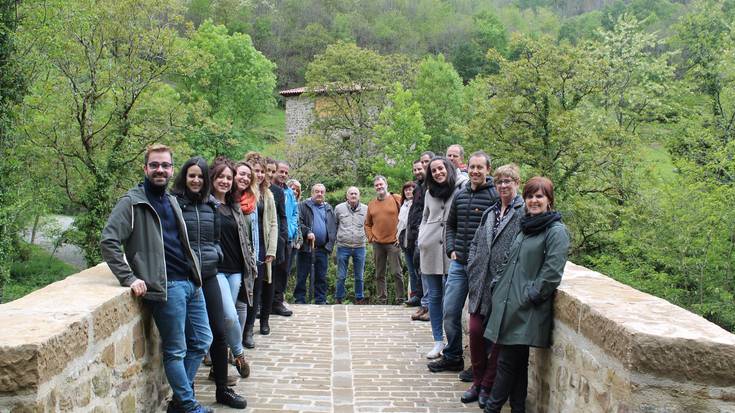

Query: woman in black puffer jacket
left=173, top=157, right=247, bottom=410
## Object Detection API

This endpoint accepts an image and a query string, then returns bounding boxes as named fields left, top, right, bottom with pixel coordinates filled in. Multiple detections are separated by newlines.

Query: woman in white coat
left=417, top=156, right=462, bottom=359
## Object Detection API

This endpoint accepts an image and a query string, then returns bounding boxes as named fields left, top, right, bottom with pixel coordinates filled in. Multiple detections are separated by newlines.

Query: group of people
left=400, top=145, right=570, bottom=413
left=100, top=142, right=569, bottom=413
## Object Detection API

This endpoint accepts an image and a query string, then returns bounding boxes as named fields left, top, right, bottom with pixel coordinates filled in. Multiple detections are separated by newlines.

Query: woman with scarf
left=241, top=152, right=278, bottom=349
left=482, top=176, right=570, bottom=413
left=210, top=158, right=255, bottom=372
left=234, top=161, right=259, bottom=351
left=417, top=156, right=461, bottom=360
left=462, top=164, right=524, bottom=409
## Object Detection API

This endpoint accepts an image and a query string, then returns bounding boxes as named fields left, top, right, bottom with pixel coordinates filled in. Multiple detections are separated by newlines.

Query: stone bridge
left=1, top=262, right=734, bottom=412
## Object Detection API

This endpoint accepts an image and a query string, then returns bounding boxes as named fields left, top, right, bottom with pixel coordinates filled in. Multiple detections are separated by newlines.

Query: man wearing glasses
left=101, top=144, right=213, bottom=413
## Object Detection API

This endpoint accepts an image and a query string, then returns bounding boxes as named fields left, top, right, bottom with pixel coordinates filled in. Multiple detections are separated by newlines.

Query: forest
left=1, top=0, right=735, bottom=332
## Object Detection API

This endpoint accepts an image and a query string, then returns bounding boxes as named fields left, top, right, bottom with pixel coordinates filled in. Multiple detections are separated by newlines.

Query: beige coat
left=417, top=186, right=459, bottom=275
left=261, top=189, right=278, bottom=282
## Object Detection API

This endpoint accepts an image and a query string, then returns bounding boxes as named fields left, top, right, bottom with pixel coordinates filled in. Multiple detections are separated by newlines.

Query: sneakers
left=461, top=385, right=480, bottom=403
left=272, top=302, right=293, bottom=316
left=428, top=356, right=464, bottom=373
left=208, top=368, right=238, bottom=386
left=426, top=341, right=444, bottom=359
left=216, top=387, right=247, bottom=409
left=478, top=386, right=490, bottom=409
left=458, top=367, right=473, bottom=382
left=189, top=404, right=214, bottom=413
left=233, top=353, right=250, bottom=378
left=411, top=307, right=427, bottom=321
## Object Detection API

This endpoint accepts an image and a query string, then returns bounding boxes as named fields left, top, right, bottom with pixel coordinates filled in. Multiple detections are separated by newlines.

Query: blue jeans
left=295, top=248, right=329, bottom=304
left=216, top=273, right=244, bottom=357
left=443, top=261, right=469, bottom=361
left=403, top=246, right=421, bottom=299
left=147, top=280, right=212, bottom=411
left=421, top=269, right=431, bottom=308
left=423, top=273, right=446, bottom=342
left=335, top=246, right=366, bottom=300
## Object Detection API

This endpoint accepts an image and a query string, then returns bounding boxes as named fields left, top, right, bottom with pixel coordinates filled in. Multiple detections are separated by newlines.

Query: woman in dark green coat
left=483, top=176, right=570, bottom=413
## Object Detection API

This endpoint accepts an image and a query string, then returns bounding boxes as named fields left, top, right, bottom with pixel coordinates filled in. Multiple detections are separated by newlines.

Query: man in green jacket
left=100, top=144, right=213, bottom=413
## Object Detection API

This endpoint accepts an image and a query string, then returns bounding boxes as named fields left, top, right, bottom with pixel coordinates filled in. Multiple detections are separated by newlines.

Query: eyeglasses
left=496, top=179, right=516, bottom=186
left=147, top=162, right=173, bottom=170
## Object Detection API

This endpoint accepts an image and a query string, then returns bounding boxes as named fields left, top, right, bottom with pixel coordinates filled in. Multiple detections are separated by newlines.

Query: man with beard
left=365, top=175, right=405, bottom=305
left=407, top=151, right=433, bottom=320
left=101, top=144, right=213, bottom=413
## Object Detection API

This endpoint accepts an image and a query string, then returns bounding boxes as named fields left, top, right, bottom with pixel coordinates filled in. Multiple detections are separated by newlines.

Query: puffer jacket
left=175, top=193, right=222, bottom=280
left=445, top=176, right=499, bottom=265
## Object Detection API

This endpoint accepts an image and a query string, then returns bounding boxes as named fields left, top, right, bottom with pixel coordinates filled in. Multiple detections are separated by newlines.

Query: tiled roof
left=279, top=84, right=369, bottom=97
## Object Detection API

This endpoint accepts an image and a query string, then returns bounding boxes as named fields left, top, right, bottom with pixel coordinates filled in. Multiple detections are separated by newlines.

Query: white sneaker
left=426, top=341, right=444, bottom=359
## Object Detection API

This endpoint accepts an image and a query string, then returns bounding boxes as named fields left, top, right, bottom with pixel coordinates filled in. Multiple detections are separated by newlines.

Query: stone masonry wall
left=0, top=264, right=167, bottom=412
left=284, top=95, right=315, bottom=144
left=526, top=262, right=735, bottom=413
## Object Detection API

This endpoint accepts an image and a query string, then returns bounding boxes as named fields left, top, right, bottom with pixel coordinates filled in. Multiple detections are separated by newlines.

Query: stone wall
left=284, top=95, right=315, bottom=144
left=0, top=264, right=167, bottom=412
left=526, top=262, right=735, bottom=413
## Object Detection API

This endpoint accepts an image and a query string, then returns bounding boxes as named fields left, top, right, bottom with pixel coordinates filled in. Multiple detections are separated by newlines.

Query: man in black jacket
left=406, top=151, right=433, bottom=319
left=428, top=151, right=499, bottom=373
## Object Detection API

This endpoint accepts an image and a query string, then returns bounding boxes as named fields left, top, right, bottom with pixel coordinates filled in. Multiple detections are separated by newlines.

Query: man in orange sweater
left=365, top=175, right=406, bottom=304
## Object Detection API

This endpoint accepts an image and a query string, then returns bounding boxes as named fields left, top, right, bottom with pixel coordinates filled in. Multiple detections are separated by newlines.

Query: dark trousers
left=485, top=345, right=530, bottom=413
left=294, top=248, right=329, bottom=303
left=469, top=313, right=501, bottom=389
left=245, top=263, right=274, bottom=329
left=404, top=246, right=422, bottom=299
left=201, top=276, right=228, bottom=389
left=272, top=244, right=290, bottom=305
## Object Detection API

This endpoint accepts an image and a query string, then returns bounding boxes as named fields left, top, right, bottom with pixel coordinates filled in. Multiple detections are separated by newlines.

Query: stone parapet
left=0, top=263, right=166, bottom=412
left=528, top=262, right=735, bottom=412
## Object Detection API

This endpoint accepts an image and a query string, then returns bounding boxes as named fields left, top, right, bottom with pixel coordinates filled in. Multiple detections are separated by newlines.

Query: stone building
left=280, top=85, right=378, bottom=144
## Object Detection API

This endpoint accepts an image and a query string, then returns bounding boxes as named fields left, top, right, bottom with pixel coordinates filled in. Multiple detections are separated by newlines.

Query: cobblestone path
left=195, top=304, right=490, bottom=413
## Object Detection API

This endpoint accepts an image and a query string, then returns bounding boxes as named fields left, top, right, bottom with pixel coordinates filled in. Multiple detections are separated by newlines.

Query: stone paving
left=194, top=304, right=494, bottom=413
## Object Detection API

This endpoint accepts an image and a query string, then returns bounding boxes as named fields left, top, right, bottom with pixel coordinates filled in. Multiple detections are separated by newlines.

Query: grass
left=253, top=107, right=287, bottom=158
left=3, top=243, right=77, bottom=303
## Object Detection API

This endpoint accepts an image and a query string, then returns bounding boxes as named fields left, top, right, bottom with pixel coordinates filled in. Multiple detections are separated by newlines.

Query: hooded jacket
left=100, top=185, right=201, bottom=302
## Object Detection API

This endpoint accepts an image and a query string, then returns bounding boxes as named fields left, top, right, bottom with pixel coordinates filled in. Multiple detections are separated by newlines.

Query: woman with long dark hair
left=209, top=157, right=255, bottom=384
left=417, top=156, right=461, bottom=359
left=173, top=157, right=247, bottom=409
left=483, top=176, right=570, bottom=413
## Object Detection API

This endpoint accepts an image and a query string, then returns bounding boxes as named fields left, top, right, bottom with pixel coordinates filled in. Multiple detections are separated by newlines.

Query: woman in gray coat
left=417, top=156, right=461, bottom=359
left=463, top=164, right=524, bottom=409
left=483, top=176, right=570, bottom=413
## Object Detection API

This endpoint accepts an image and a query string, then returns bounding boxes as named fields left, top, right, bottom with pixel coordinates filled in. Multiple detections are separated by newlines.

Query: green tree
left=299, top=41, right=396, bottom=185
left=451, top=11, right=508, bottom=81
left=0, top=0, right=28, bottom=302
left=412, top=54, right=464, bottom=153
left=17, top=0, right=189, bottom=265
left=373, top=83, right=431, bottom=183
left=180, top=20, right=277, bottom=159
